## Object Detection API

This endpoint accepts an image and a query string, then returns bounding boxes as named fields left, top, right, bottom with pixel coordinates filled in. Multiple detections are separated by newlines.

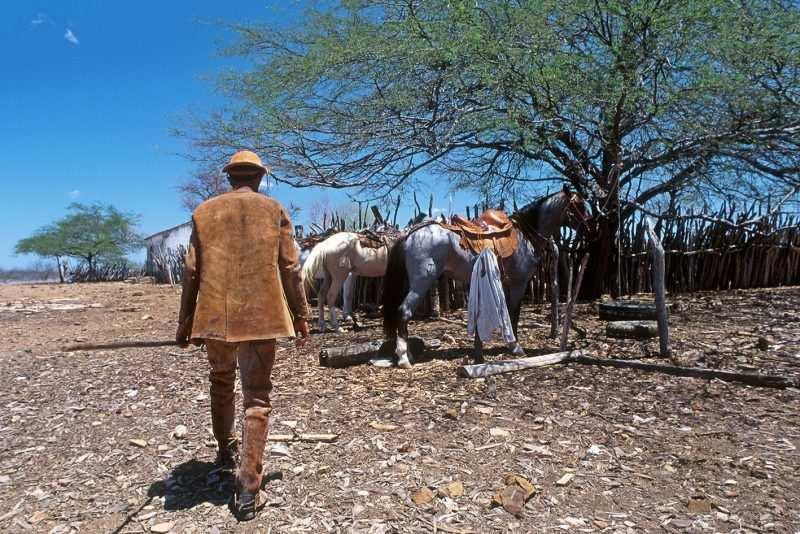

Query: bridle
left=565, top=193, right=595, bottom=238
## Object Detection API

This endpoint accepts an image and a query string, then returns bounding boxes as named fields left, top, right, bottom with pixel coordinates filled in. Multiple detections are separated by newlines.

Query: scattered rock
left=555, top=473, right=574, bottom=486
left=411, top=487, right=435, bottom=506
left=173, top=425, right=188, bottom=439
left=688, top=496, right=712, bottom=514
left=490, top=427, right=511, bottom=438
left=151, top=522, right=173, bottom=533
left=491, top=474, right=536, bottom=515
left=129, top=439, right=148, bottom=448
left=369, top=421, right=399, bottom=431
left=439, top=480, right=464, bottom=499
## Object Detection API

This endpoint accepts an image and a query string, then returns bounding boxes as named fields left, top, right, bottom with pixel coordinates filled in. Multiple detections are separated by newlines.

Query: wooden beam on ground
left=63, top=340, right=178, bottom=352
left=457, top=351, right=577, bottom=378
left=569, top=354, right=798, bottom=389
left=457, top=351, right=799, bottom=389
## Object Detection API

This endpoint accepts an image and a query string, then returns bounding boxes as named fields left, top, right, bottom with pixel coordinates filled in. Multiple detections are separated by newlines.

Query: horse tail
left=301, top=244, right=327, bottom=294
left=301, top=232, right=356, bottom=294
left=382, top=237, right=409, bottom=339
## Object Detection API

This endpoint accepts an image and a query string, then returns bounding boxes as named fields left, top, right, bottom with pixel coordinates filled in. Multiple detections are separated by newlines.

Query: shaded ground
left=0, top=282, right=798, bottom=533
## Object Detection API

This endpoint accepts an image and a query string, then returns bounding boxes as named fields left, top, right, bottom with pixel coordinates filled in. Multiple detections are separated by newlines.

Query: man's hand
left=294, top=318, right=310, bottom=348
left=176, top=317, right=192, bottom=348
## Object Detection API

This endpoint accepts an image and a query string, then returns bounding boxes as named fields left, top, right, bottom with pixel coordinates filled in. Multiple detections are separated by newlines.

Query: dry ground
left=0, top=282, right=798, bottom=534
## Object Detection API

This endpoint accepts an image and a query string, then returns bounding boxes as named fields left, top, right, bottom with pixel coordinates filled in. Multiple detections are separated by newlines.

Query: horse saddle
left=444, top=209, right=519, bottom=259
left=358, top=229, right=396, bottom=249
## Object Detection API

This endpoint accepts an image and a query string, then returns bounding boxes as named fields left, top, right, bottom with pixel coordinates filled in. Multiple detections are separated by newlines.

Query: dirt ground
left=0, top=282, right=798, bottom=534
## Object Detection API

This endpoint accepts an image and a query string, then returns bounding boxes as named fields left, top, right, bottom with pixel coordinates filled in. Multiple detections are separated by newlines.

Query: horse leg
left=342, top=272, right=358, bottom=328
left=318, top=275, right=331, bottom=333
left=326, top=273, right=346, bottom=333
left=505, top=280, right=528, bottom=356
left=395, top=280, right=436, bottom=369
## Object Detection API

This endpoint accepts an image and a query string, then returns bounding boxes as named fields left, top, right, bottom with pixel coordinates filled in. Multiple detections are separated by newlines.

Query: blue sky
left=0, top=1, right=478, bottom=268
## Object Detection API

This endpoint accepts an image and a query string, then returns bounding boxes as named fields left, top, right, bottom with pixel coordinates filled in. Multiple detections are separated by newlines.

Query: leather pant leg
left=205, top=339, right=238, bottom=452
left=236, top=339, right=276, bottom=493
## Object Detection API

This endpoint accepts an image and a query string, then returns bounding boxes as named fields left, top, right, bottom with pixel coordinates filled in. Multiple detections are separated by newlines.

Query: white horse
left=302, top=232, right=394, bottom=332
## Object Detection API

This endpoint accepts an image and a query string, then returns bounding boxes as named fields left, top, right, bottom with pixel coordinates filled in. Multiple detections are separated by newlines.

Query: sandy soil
left=0, top=282, right=798, bottom=533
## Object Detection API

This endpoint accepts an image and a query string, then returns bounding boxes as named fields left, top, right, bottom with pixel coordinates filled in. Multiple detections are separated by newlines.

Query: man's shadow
left=147, top=459, right=233, bottom=510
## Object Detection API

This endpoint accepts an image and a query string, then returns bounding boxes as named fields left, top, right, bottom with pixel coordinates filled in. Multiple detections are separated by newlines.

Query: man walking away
left=176, top=150, right=310, bottom=521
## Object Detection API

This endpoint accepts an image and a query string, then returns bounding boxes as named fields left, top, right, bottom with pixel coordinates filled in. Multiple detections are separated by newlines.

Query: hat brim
left=223, top=161, right=267, bottom=175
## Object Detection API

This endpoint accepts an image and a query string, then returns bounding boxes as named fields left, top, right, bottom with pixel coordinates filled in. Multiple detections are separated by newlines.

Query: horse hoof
left=397, top=355, right=412, bottom=369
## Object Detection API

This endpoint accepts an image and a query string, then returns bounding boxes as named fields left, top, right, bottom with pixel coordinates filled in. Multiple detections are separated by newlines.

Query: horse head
left=560, top=184, right=597, bottom=239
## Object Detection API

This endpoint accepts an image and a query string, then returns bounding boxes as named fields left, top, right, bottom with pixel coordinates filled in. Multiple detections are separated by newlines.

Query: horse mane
left=510, top=190, right=567, bottom=246
left=513, top=192, right=556, bottom=229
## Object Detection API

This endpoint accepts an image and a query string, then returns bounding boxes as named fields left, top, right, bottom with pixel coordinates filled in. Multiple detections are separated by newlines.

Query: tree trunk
left=56, top=256, right=65, bottom=283
left=581, top=216, right=615, bottom=299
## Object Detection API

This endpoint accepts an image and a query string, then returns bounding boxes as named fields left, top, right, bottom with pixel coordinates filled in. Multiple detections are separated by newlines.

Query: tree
left=185, top=0, right=800, bottom=295
left=178, top=168, right=230, bottom=212
left=177, top=167, right=303, bottom=220
left=15, top=225, right=69, bottom=282
left=15, top=203, right=143, bottom=282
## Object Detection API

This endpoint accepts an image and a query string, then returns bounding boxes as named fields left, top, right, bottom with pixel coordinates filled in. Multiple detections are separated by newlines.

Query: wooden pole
left=569, top=354, right=798, bottom=389
left=63, top=340, right=179, bottom=352
left=560, top=253, right=589, bottom=351
left=645, top=217, right=670, bottom=357
left=548, top=238, right=559, bottom=338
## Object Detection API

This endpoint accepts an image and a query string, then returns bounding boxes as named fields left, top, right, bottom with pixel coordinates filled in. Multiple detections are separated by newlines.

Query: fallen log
left=457, top=351, right=799, bottom=388
left=606, top=320, right=659, bottom=339
left=457, top=351, right=577, bottom=378
left=318, top=337, right=430, bottom=368
left=268, top=433, right=338, bottom=443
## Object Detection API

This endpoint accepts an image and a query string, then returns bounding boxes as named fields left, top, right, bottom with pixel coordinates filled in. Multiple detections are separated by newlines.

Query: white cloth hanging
left=467, top=249, right=516, bottom=344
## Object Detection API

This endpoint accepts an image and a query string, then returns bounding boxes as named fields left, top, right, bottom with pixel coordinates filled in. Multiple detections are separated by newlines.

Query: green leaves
left=15, top=203, right=143, bottom=271
left=189, top=0, right=800, bottom=207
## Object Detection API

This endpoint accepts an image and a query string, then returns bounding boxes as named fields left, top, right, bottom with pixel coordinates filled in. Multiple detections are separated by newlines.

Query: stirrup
left=233, top=489, right=267, bottom=521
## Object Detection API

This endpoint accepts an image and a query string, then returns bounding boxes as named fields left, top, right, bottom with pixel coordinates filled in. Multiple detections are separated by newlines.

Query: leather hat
left=223, top=150, right=268, bottom=175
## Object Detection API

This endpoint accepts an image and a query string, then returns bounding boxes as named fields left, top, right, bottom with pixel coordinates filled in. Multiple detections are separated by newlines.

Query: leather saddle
left=443, top=209, right=519, bottom=258
left=358, top=229, right=398, bottom=249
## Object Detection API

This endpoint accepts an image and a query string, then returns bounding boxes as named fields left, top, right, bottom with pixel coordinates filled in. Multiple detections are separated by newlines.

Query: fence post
left=645, top=217, right=670, bottom=357
left=548, top=238, right=559, bottom=338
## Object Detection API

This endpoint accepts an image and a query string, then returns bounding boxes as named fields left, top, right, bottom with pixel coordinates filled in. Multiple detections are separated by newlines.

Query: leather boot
left=234, top=408, right=270, bottom=521
left=215, top=437, right=239, bottom=471
left=237, top=409, right=269, bottom=492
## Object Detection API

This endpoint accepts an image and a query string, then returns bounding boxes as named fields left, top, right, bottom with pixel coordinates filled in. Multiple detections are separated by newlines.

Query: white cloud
left=68, top=190, right=81, bottom=199
left=64, top=28, right=79, bottom=45
left=31, top=13, right=54, bottom=26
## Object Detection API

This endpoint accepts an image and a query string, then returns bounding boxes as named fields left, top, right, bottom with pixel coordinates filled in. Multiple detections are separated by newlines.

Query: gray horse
left=382, top=186, right=593, bottom=368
